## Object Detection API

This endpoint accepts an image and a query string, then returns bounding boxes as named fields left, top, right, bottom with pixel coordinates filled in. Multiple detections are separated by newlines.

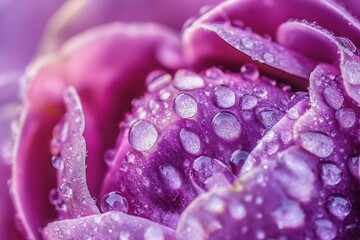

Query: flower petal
left=42, top=211, right=176, bottom=240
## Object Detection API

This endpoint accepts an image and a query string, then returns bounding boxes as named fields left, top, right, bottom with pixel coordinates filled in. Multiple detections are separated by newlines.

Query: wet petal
left=12, top=22, right=182, bottom=239
left=101, top=66, right=293, bottom=228
left=42, top=211, right=175, bottom=240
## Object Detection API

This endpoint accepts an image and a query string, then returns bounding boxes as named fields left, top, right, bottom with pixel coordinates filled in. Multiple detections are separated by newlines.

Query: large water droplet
left=253, top=86, right=268, bottom=99
left=51, top=155, right=64, bottom=170
left=271, top=199, right=305, bottom=229
left=214, top=86, right=236, bottom=108
left=322, top=86, right=344, bottom=110
left=174, top=93, right=198, bottom=118
left=327, top=195, right=351, bottom=220
left=343, top=60, right=360, bottom=85
left=159, top=164, right=182, bottom=190
left=314, top=219, right=337, bottom=240
left=321, top=163, right=341, bottom=186
left=174, top=70, right=205, bottom=90
left=60, top=182, right=73, bottom=199
left=241, top=94, right=258, bottom=110
left=101, top=191, right=129, bottom=213
left=212, top=111, right=241, bottom=141
left=287, top=108, right=299, bottom=120
left=179, top=129, right=201, bottom=155
left=104, top=149, right=116, bottom=166
left=230, top=150, right=249, bottom=176
left=335, top=108, right=356, bottom=128
left=299, top=131, right=334, bottom=158
left=336, top=36, right=357, bottom=56
left=256, top=108, right=282, bottom=128
left=129, top=120, right=158, bottom=152
left=240, top=63, right=259, bottom=81
left=262, top=52, right=274, bottom=63
left=146, top=71, right=172, bottom=92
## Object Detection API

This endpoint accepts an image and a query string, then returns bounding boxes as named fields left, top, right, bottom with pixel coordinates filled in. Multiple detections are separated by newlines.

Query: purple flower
left=3, top=0, right=360, bottom=239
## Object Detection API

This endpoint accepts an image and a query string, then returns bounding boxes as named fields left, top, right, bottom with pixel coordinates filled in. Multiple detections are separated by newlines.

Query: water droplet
left=146, top=71, right=172, bottom=92
left=299, top=131, right=334, bottom=158
left=271, top=199, right=305, bottom=229
left=174, top=93, right=198, bottom=118
left=212, top=111, right=241, bottom=141
left=119, top=232, right=130, bottom=240
left=229, top=202, right=246, bottom=220
left=126, top=151, right=135, bottom=163
left=101, top=191, right=129, bottom=213
left=343, top=60, right=360, bottom=85
left=321, top=163, right=341, bottom=186
left=159, top=164, right=182, bottom=190
left=256, top=230, right=266, bottom=239
left=174, top=70, right=205, bottom=90
left=327, top=196, right=351, bottom=220
left=253, top=86, right=268, bottom=98
left=206, top=196, right=225, bottom=213
left=230, top=150, right=249, bottom=176
left=190, top=156, right=213, bottom=190
left=280, top=131, right=292, bottom=144
left=322, top=86, right=344, bottom=110
left=179, top=129, right=201, bottom=155
left=256, top=108, right=282, bottom=128
left=263, top=52, right=274, bottom=63
left=214, top=86, right=236, bottom=108
left=287, top=108, right=299, bottom=120
left=51, top=155, right=63, bottom=170
left=241, top=37, right=254, bottom=49
left=159, top=90, right=170, bottom=101
left=240, top=63, right=259, bottom=81
left=144, top=226, right=164, bottom=240
left=205, top=67, right=224, bottom=81
left=129, top=120, right=158, bottom=152
left=48, top=188, right=61, bottom=205
left=336, top=36, right=357, bottom=56
left=335, top=108, right=356, bottom=128
left=314, top=219, right=337, bottom=240
left=347, top=156, right=359, bottom=180
left=241, top=94, right=258, bottom=110
left=104, top=149, right=116, bottom=166
left=60, top=182, right=73, bottom=199
left=148, top=99, right=160, bottom=114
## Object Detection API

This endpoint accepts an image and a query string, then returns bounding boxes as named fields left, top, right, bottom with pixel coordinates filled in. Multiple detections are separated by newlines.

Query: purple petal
left=42, top=211, right=175, bottom=240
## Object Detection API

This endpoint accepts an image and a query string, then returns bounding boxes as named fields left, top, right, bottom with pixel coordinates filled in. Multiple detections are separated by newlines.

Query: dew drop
left=343, top=60, right=360, bottom=85
left=174, top=70, right=205, bottom=90
left=299, top=131, right=334, bottom=158
left=271, top=199, right=305, bottom=229
left=314, top=219, right=337, bottom=240
left=159, top=90, right=170, bottom=101
left=159, top=164, right=182, bottom=190
left=148, top=99, right=160, bottom=114
left=60, top=182, right=73, bottom=199
left=263, top=52, right=274, bottom=63
left=241, top=37, right=254, bottom=49
left=322, top=86, right=344, bottom=110
left=241, top=94, right=258, bottom=110
left=321, top=163, right=341, bottom=186
left=205, top=67, right=224, bottom=81
left=327, top=195, right=351, bottom=220
left=146, top=71, right=172, bottom=92
left=129, top=120, right=158, bottom=152
left=229, top=202, right=246, bottom=220
left=287, top=108, right=299, bottom=120
left=104, top=149, right=116, bottom=166
left=48, top=188, right=61, bottom=205
left=214, top=86, right=236, bottom=108
left=101, top=191, right=129, bottom=213
left=144, top=226, right=164, bottom=240
left=51, top=155, right=63, bottom=170
left=347, top=156, right=359, bottom=180
left=280, top=130, right=292, bottom=144
left=335, top=108, right=356, bottom=128
left=230, top=150, right=249, bottom=176
left=207, top=196, right=225, bottom=214
left=212, top=111, right=241, bottom=141
left=179, top=129, right=201, bottom=155
left=336, top=36, right=357, bottom=56
left=174, top=93, right=198, bottom=118
left=256, top=108, right=282, bottom=128
left=126, top=151, right=135, bottom=164
left=240, top=63, right=259, bottom=81
left=256, top=230, right=265, bottom=240
left=253, top=86, right=268, bottom=98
